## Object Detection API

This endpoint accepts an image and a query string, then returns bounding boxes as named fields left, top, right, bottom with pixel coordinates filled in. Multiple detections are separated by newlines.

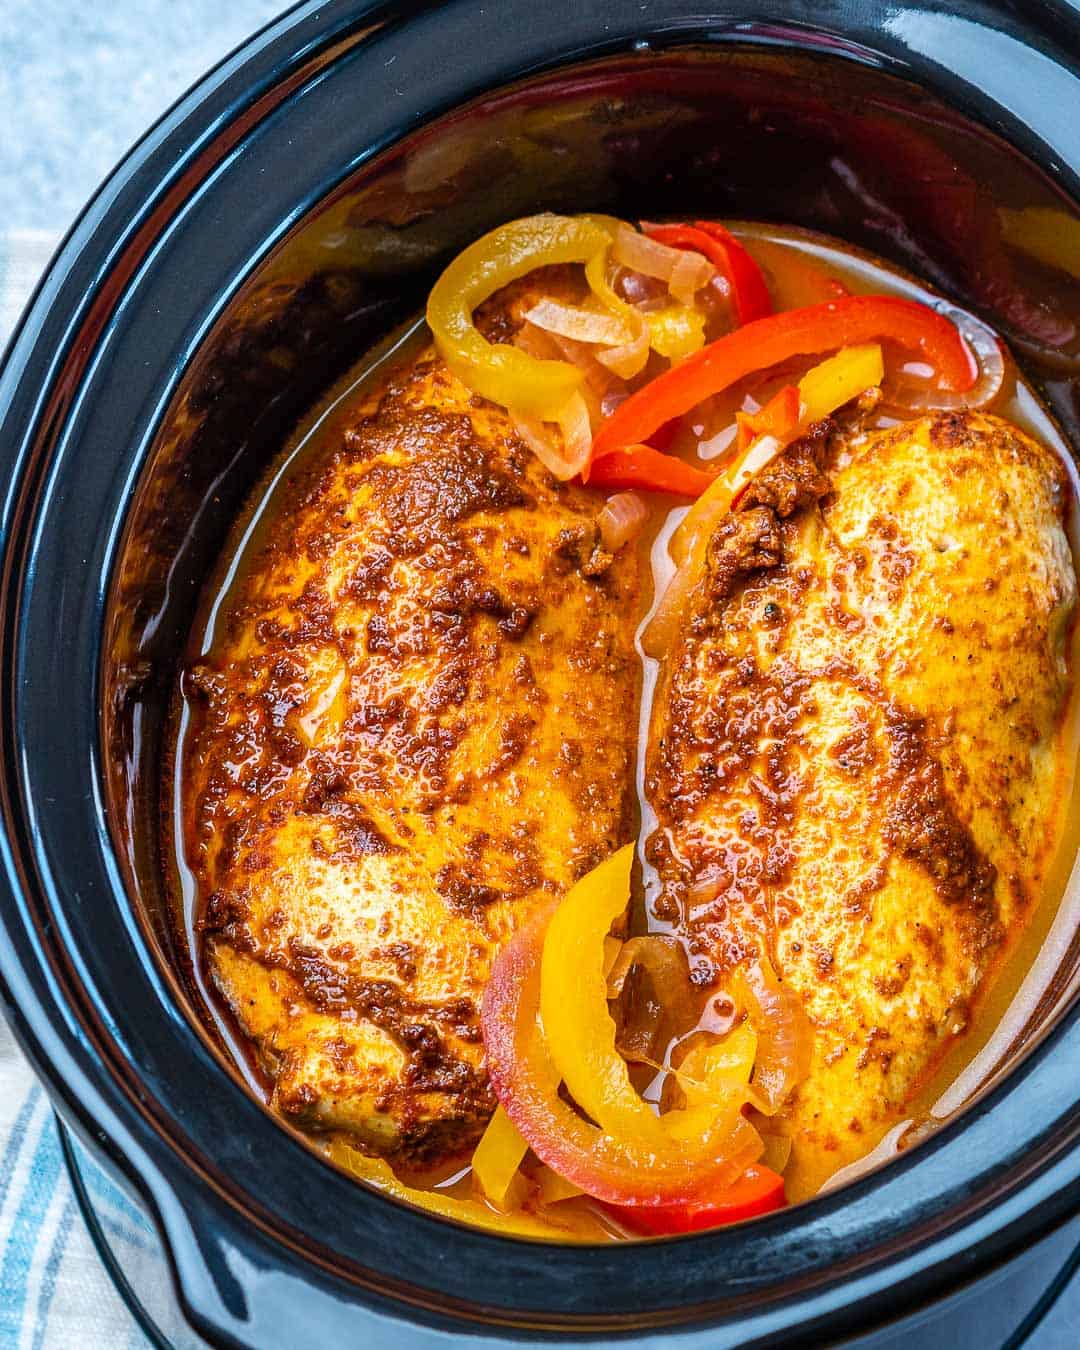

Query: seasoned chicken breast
left=180, top=327, right=639, bottom=1165
left=648, top=410, right=1076, bottom=1199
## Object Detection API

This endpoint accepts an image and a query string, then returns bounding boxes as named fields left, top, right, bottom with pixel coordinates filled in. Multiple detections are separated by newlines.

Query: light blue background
left=0, top=0, right=285, bottom=230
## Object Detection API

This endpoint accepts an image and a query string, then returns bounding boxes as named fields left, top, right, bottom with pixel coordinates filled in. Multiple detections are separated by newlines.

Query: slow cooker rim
left=2, top=1, right=1080, bottom=1345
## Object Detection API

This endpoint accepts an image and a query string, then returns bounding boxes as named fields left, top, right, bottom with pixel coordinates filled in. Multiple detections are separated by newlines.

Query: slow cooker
left=2, top=1, right=1080, bottom=1344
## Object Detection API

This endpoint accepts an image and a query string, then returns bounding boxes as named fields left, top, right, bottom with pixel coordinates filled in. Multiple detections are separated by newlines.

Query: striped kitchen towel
left=0, top=228, right=195, bottom=1349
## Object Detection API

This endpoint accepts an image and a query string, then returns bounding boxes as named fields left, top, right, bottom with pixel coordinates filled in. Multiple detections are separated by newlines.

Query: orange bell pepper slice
left=736, top=383, right=801, bottom=452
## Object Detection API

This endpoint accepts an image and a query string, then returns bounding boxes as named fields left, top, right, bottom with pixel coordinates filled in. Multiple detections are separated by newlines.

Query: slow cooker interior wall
left=102, top=45, right=1080, bottom=1048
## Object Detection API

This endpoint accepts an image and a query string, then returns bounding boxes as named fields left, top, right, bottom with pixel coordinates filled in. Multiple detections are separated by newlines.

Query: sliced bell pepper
left=539, top=847, right=669, bottom=1148
left=644, top=221, right=773, bottom=325
left=736, top=383, right=801, bottom=452
left=481, top=847, right=763, bottom=1206
left=591, top=295, right=976, bottom=458
left=603, top=1164, right=786, bottom=1236
left=646, top=304, right=707, bottom=362
left=472, top=1104, right=529, bottom=1209
left=648, top=416, right=681, bottom=452
left=329, top=1144, right=562, bottom=1239
left=797, top=341, right=883, bottom=428
left=587, top=444, right=716, bottom=497
left=426, top=213, right=613, bottom=418
left=589, top=343, right=881, bottom=499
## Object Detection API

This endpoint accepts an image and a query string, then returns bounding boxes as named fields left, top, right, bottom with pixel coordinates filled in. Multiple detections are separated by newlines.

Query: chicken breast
left=647, top=409, right=1076, bottom=1199
left=180, top=328, right=639, bottom=1165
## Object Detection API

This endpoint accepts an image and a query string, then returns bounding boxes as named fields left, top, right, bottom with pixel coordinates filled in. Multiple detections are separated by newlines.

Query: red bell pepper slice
left=587, top=444, right=715, bottom=497
left=603, top=1164, right=787, bottom=1236
left=648, top=416, right=681, bottom=452
left=736, top=383, right=801, bottom=452
left=644, top=221, right=773, bottom=325
left=591, top=295, right=977, bottom=459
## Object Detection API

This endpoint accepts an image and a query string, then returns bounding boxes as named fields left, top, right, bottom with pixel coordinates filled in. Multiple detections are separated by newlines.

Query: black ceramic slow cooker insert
left=2, top=2, right=1080, bottom=1345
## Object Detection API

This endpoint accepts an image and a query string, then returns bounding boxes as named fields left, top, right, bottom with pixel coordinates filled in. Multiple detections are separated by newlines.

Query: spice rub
left=648, top=410, right=1077, bottom=1198
left=180, top=327, right=640, bottom=1165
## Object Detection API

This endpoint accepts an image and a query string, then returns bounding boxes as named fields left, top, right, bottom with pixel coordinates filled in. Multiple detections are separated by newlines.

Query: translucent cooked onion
left=885, top=305, right=1006, bottom=413
left=642, top=429, right=790, bottom=657
left=739, top=958, right=812, bottom=1115
left=641, top=561, right=702, bottom=660
left=760, top=1132, right=793, bottom=1174
left=558, top=391, right=593, bottom=473
left=595, top=316, right=651, bottom=380
left=596, top=492, right=647, bottom=553
left=612, top=223, right=715, bottom=301
left=669, top=248, right=715, bottom=306
left=513, top=320, right=564, bottom=362
left=524, top=298, right=632, bottom=347
left=540, top=328, right=621, bottom=398
left=642, top=472, right=740, bottom=658
left=607, top=935, right=699, bottom=1067
left=727, top=433, right=784, bottom=497
left=512, top=390, right=593, bottom=481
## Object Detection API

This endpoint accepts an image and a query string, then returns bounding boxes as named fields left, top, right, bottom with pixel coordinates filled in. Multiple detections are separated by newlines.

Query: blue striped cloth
left=0, top=228, right=184, bottom=1348
left=0, top=1021, right=171, bottom=1346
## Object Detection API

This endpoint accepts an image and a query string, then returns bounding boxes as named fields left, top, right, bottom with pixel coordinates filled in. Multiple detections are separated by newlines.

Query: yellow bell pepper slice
left=539, top=844, right=671, bottom=1147
left=329, top=1144, right=561, bottom=1238
left=641, top=342, right=883, bottom=660
left=647, top=305, right=707, bottom=362
left=797, top=341, right=883, bottom=425
left=426, top=213, right=613, bottom=418
left=472, top=1104, right=529, bottom=1210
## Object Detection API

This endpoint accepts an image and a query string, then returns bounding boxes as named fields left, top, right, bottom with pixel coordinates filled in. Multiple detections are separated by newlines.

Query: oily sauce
left=167, top=222, right=1080, bottom=1234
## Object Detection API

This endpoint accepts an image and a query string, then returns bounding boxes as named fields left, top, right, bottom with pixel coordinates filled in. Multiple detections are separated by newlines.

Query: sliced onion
left=669, top=249, right=715, bottom=306
left=641, top=466, right=741, bottom=658
left=524, top=298, right=631, bottom=347
left=595, top=313, right=651, bottom=379
left=512, top=390, right=593, bottom=481
left=542, top=328, right=623, bottom=398
left=612, top=223, right=716, bottom=304
left=738, top=958, right=812, bottom=1115
left=512, top=321, right=565, bottom=362
left=596, top=492, right=647, bottom=553
left=885, top=305, right=1006, bottom=413
left=727, top=434, right=784, bottom=501
left=607, top=935, right=688, bottom=998
left=607, top=935, right=699, bottom=1067
left=641, top=561, right=702, bottom=660
left=697, top=422, right=739, bottom=461
left=558, top=391, right=594, bottom=474
left=613, top=222, right=681, bottom=280
left=641, top=425, right=790, bottom=659
left=759, top=1132, right=793, bottom=1174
